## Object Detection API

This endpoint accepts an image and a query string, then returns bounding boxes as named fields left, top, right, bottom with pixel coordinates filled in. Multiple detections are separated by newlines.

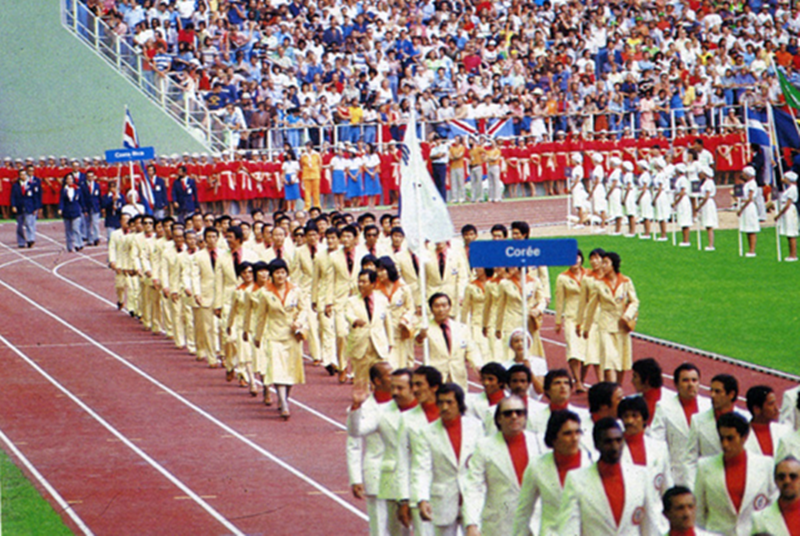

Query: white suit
left=694, top=453, right=777, bottom=536
left=776, top=429, right=800, bottom=461
left=511, top=450, right=593, bottom=536
left=649, top=393, right=711, bottom=487
left=686, top=408, right=750, bottom=488
left=346, top=395, right=390, bottom=536
left=397, top=405, right=435, bottom=536
left=744, top=421, right=793, bottom=459
left=620, top=435, right=673, bottom=498
left=552, top=462, right=661, bottom=535
left=751, top=500, right=793, bottom=536
left=780, top=385, right=800, bottom=431
left=463, top=431, right=541, bottom=536
left=410, top=416, right=484, bottom=535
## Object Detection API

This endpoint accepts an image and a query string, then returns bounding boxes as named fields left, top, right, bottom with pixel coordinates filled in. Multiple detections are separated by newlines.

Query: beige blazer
left=344, top=292, right=393, bottom=359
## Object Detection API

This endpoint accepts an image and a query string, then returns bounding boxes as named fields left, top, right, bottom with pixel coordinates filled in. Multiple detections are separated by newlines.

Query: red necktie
left=365, top=295, right=372, bottom=321
left=440, top=321, right=451, bottom=352
left=438, top=251, right=446, bottom=278
left=209, top=249, right=217, bottom=270
left=310, top=245, right=316, bottom=259
left=346, top=249, right=354, bottom=274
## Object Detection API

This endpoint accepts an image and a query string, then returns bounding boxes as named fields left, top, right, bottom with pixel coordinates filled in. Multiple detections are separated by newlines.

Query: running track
left=0, top=209, right=796, bottom=535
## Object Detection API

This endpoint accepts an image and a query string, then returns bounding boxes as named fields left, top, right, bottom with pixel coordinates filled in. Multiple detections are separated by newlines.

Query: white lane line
left=37, top=233, right=108, bottom=267
left=0, top=334, right=245, bottom=536
left=0, top=427, right=95, bottom=536
left=0, top=268, right=369, bottom=522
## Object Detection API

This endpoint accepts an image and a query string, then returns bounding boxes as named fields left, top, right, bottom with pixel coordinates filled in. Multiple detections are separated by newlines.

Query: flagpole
left=416, top=180, right=430, bottom=365
left=767, top=101, right=784, bottom=261
left=521, top=266, right=528, bottom=365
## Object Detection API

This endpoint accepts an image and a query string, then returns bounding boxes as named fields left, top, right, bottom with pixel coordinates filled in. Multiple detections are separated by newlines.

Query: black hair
left=746, top=385, right=774, bottom=415
left=227, top=225, right=244, bottom=242
left=593, top=417, right=622, bottom=449
left=437, top=383, right=466, bottom=415
left=617, top=395, right=650, bottom=424
left=480, top=362, right=508, bottom=387
left=363, top=224, right=380, bottom=237
left=544, top=368, right=572, bottom=394
left=662, top=486, right=694, bottom=513
left=358, top=268, right=377, bottom=283
left=390, top=226, right=405, bottom=236
left=544, top=410, right=581, bottom=449
left=341, top=224, right=359, bottom=237
left=428, top=292, right=451, bottom=309
left=490, top=223, right=508, bottom=237
left=413, top=365, right=444, bottom=390
left=377, top=256, right=399, bottom=282
left=632, top=358, right=663, bottom=389
left=588, top=382, right=620, bottom=414
left=203, top=226, right=219, bottom=238
left=268, top=258, right=289, bottom=275
left=716, top=411, right=749, bottom=437
left=588, top=248, right=606, bottom=259
left=461, top=224, right=478, bottom=235
left=235, top=260, right=253, bottom=278
left=507, top=364, right=532, bottom=383
left=711, top=373, right=739, bottom=400
left=673, top=362, right=700, bottom=385
left=601, top=251, right=621, bottom=273
left=510, top=220, right=530, bottom=237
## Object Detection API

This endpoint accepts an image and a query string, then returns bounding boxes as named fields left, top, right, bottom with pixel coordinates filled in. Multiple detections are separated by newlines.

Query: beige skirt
left=266, top=338, right=305, bottom=385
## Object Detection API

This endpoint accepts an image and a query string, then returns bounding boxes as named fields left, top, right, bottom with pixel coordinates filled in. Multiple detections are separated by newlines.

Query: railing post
left=93, top=13, right=100, bottom=50
left=115, top=37, right=121, bottom=70
left=72, top=0, right=78, bottom=33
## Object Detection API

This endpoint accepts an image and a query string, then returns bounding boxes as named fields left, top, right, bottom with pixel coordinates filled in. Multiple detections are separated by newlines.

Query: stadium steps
left=0, top=0, right=209, bottom=160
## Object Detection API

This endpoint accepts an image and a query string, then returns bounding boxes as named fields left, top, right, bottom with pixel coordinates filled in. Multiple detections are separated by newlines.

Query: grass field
left=546, top=228, right=800, bottom=376
left=1, top=449, right=73, bottom=535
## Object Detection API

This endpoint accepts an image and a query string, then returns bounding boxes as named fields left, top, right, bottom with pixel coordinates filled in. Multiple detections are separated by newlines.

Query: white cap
left=622, top=161, right=633, bottom=171
left=785, top=171, right=798, bottom=182
left=592, top=153, right=603, bottom=163
left=675, top=163, right=687, bottom=173
left=743, top=166, right=756, bottom=177
left=700, top=166, right=714, bottom=177
left=637, top=160, right=648, bottom=170
left=572, top=153, right=583, bottom=164
left=610, top=156, right=622, bottom=167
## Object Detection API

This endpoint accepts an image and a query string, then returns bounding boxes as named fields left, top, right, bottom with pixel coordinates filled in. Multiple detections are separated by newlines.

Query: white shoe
left=639, top=235, right=651, bottom=240
left=624, top=234, right=636, bottom=238
left=609, top=232, right=622, bottom=236
left=745, top=252, right=757, bottom=258
left=679, top=242, right=691, bottom=247
left=785, top=257, right=798, bottom=262
left=574, top=224, right=585, bottom=229
left=704, top=247, right=715, bottom=251
left=654, top=236, right=668, bottom=242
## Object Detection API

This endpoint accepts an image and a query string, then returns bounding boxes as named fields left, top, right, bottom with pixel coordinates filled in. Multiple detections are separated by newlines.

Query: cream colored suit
left=133, top=233, right=156, bottom=329
left=416, top=319, right=481, bottom=392
left=649, top=393, right=711, bottom=487
left=482, top=275, right=504, bottom=361
left=391, top=246, right=421, bottom=307
left=253, top=283, right=307, bottom=385
left=312, top=247, right=337, bottom=367
left=694, top=453, right=776, bottom=536
left=295, top=244, right=321, bottom=362
left=576, top=272, right=602, bottom=366
left=460, top=280, right=491, bottom=365
left=344, top=291, right=393, bottom=381
left=380, top=282, right=416, bottom=369
left=496, top=275, right=547, bottom=360
left=214, top=247, right=258, bottom=372
left=160, top=242, right=185, bottom=349
left=555, top=270, right=586, bottom=362
left=108, top=228, right=128, bottom=308
left=123, top=231, right=141, bottom=317
left=177, top=249, right=196, bottom=353
left=424, top=246, right=468, bottom=318
left=751, top=500, right=793, bottom=536
left=463, top=431, right=541, bottom=536
left=583, top=274, right=639, bottom=372
left=190, top=248, right=217, bottom=364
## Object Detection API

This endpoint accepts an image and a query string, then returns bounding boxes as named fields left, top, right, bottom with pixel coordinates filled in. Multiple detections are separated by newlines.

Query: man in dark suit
left=81, top=168, right=103, bottom=246
left=10, top=168, right=40, bottom=248
left=147, top=164, right=169, bottom=219
left=171, top=165, right=198, bottom=222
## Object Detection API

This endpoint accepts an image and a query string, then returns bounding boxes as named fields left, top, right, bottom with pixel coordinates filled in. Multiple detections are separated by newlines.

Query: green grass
left=546, top=228, right=800, bottom=376
left=1, top=448, right=73, bottom=535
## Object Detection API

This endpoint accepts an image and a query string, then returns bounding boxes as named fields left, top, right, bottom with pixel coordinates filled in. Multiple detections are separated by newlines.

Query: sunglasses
left=501, top=409, right=527, bottom=417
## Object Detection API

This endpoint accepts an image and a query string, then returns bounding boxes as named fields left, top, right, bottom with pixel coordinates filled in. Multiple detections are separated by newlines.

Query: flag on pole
left=399, top=113, right=454, bottom=254
left=777, top=67, right=800, bottom=110
left=746, top=111, right=772, bottom=148
left=122, top=107, right=154, bottom=214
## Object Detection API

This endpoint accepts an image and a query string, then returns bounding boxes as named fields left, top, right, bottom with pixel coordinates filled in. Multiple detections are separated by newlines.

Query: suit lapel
left=492, top=434, right=520, bottom=489
left=584, top=465, right=616, bottom=525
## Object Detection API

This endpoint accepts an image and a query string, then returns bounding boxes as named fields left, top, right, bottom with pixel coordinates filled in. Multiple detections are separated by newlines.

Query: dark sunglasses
left=501, top=409, right=527, bottom=417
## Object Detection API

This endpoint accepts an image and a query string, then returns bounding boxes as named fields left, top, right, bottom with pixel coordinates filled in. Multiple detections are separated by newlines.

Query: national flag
left=122, top=106, right=154, bottom=214
left=400, top=112, right=454, bottom=254
left=447, top=117, right=514, bottom=139
left=448, top=119, right=480, bottom=139
left=772, top=106, right=800, bottom=150
left=777, top=67, right=800, bottom=110
left=746, top=110, right=772, bottom=147
left=485, top=117, right=514, bottom=138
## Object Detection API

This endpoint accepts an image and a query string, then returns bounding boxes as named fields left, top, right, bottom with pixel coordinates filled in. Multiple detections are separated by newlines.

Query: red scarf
left=550, top=401, right=569, bottom=412
left=505, top=433, right=529, bottom=485
left=679, top=396, right=699, bottom=426
left=642, top=388, right=661, bottom=426
left=422, top=401, right=440, bottom=423
left=487, top=389, right=505, bottom=407
left=779, top=497, right=800, bottom=536
left=397, top=399, right=418, bottom=412
left=598, top=460, right=625, bottom=526
left=553, top=450, right=582, bottom=486
left=724, top=451, right=748, bottom=513
left=374, top=390, right=392, bottom=404
left=751, top=422, right=774, bottom=456
left=443, top=416, right=462, bottom=461
left=625, top=431, right=647, bottom=466
left=668, top=529, right=696, bottom=536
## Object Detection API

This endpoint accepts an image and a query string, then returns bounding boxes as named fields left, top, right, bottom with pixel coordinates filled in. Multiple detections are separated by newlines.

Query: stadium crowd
left=101, top=199, right=800, bottom=535
left=79, top=0, right=800, bottom=150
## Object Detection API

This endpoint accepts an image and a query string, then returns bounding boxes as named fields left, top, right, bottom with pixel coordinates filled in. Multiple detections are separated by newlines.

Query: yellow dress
left=253, top=283, right=308, bottom=385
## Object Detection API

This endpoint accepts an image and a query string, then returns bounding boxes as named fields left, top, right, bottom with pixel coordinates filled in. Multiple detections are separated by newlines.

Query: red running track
left=0, top=217, right=796, bottom=536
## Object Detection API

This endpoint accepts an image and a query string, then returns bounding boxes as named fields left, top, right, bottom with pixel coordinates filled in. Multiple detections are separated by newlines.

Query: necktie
left=233, top=250, right=240, bottom=271
left=276, top=247, right=283, bottom=260
left=209, top=249, right=217, bottom=270
left=346, top=249, right=354, bottom=274
left=370, top=246, right=375, bottom=256
left=310, top=245, right=316, bottom=259
left=21, top=182, right=25, bottom=195
left=365, top=295, right=372, bottom=322
left=411, top=252, right=419, bottom=275
left=440, top=322, right=451, bottom=353
left=438, top=251, right=446, bottom=279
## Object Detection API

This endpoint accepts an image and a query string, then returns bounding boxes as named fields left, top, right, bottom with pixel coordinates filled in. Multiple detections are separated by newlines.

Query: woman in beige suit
left=461, top=267, right=493, bottom=363
left=244, top=262, right=272, bottom=405
left=375, top=256, right=415, bottom=369
left=253, top=259, right=308, bottom=420
left=495, top=266, right=546, bottom=361
left=226, top=262, right=257, bottom=396
left=555, top=250, right=588, bottom=392
left=582, top=252, right=639, bottom=384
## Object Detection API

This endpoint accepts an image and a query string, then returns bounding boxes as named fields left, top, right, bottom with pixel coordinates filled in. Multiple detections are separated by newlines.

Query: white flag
left=399, top=114, right=454, bottom=253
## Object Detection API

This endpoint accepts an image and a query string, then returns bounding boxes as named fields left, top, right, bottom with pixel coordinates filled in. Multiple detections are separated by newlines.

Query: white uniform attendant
left=674, top=174, right=693, bottom=228
left=463, top=431, right=541, bottom=536
left=571, top=165, right=590, bottom=211
left=751, top=499, right=795, bottom=536
left=686, top=408, right=750, bottom=488
left=410, top=416, right=484, bottom=536
left=638, top=166, right=654, bottom=221
left=653, top=168, right=672, bottom=223
left=621, top=435, right=673, bottom=498
left=699, top=173, right=718, bottom=229
left=649, top=393, right=711, bottom=487
left=591, top=160, right=608, bottom=215
left=745, top=421, right=794, bottom=459
left=694, top=453, right=777, bottom=536
left=740, top=177, right=761, bottom=234
left=553, top=462, right=661, bottom=535
left=776, top=429, right=800, bottom=460
left=622, top=164, right=638, bottom=219
left=511, top=450, right=594, bottom=536
left=346, top=395, right=390, bottom=536
left=778, top=181, right=799, bottom=237
left=607, top=167, right=624, bottom=220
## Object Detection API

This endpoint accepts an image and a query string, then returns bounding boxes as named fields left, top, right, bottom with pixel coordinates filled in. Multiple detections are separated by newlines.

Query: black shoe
left=325, top=364, right=336, bottom=376
left=117, top=302, right=123, bottom=311
left=94, top=240, right=100, bottom=246
left=129, top=310, right=136, bottom=318
left=76, top=246, right=83, bottom=251
left=26, top=241, right=34, bottom=248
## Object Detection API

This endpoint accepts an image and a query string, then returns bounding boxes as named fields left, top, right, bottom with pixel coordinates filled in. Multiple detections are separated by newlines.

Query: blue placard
left=469, top=239, right=579, bottom=268
left=105, top=146, right=155, bottom=163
